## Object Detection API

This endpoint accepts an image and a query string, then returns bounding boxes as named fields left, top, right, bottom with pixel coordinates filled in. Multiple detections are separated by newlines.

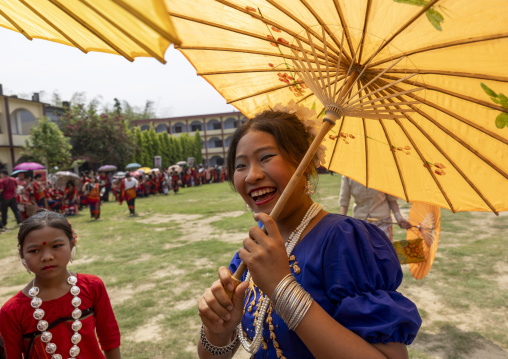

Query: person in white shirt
left=339, top=176, right=411, bottom=241
left=119, top=172, right=139, bottom=216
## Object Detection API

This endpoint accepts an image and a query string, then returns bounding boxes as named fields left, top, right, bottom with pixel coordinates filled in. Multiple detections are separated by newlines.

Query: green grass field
left=0, top=174, right=506, bottom=359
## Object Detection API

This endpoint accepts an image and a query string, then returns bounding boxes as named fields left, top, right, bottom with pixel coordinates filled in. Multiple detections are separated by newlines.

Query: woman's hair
left=66, top=180, right=75, bottom=188
left=18, top=209, right=75, bottom=252
left=226, top=110, right=314, bottom=189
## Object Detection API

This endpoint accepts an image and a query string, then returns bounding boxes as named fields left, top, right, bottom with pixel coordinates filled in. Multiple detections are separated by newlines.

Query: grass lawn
left=0, top=173, right=506, bottom=358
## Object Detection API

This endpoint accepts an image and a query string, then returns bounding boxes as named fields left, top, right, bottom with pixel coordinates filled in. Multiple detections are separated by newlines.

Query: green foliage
left=148, top=126, right=161, bottom=167
left=59, top=104, right=136, bottom=168
left=425, top=8, right=444, bottom=31
left=23, top=117, right=72, bottom=171
left=132, top=127, right=143, bottom=165
left=393, top=0, right=444, bottom=31
left=158, top=132, right=173, bottom=169
left=481, top=83, right=508, bottom=129
left=495, top=113, right=508, bottom=129
left=193, top=131, right=204, bottom=165
left=141, top=129, right=154, bottom=166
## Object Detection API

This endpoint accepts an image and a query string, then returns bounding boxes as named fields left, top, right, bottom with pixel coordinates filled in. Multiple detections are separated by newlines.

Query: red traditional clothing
left=61, top=187, right=79, bottom=216
left=0, top=274, right=120, bottom=359
left=120, top=177, right=138, bottom=215
left=32, top=181, right=48, bottom=208
left=86, top=183, right=101, bottom=219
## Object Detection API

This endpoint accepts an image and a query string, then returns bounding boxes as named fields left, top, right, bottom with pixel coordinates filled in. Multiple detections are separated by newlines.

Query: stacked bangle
left=271, top=274, right=313, bottom=331
left=200, top=324, right=238, bottom=356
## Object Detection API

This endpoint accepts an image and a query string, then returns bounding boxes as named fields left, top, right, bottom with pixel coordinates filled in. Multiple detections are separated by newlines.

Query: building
left=132, top=111, right=248, bottom=167
left=0, top=85, right=64, bottom=171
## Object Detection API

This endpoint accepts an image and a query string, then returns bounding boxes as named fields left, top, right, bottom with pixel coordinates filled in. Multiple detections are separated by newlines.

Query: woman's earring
left=70, top=246, right=76, bottom=263
left=305, top=180, right=314, bottom=196
left=22, top=259, right=31, bottom=274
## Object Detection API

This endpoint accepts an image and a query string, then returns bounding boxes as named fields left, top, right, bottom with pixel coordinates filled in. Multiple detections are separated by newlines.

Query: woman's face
left=233, top=130, right=305, bottom=216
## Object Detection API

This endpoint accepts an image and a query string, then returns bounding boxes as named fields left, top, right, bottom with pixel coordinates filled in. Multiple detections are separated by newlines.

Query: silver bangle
left=271, top=274, right=314, bottom=331
left=200, top=324, right=238, bottom=356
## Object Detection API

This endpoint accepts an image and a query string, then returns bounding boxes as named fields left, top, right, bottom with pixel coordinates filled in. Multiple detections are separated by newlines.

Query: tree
left=23, top=117, right=72, bottom=171
left=59, top=104, right=136, bottom=169
left=159, top=132, right=172, bottom=168
left=193, top=131, right=204, bottom=165
left=141, top=128, right=154, bottom=166
left=133, top=127, right=144, bottom=164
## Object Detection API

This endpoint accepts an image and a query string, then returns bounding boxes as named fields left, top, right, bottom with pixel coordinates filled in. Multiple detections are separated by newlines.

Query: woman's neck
left=276, top=197, right=316, bottom=241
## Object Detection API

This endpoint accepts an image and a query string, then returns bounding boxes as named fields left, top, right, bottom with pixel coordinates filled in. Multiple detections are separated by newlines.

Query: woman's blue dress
left=229, top=213, right=422, bottom=358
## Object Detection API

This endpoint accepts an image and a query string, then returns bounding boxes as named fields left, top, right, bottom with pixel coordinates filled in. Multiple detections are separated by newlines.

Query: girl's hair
left=66, top=180, right=75, bottom=188
left=226, top=110, right=314, bottom=189
left=18, top=209, right=75, bottom=252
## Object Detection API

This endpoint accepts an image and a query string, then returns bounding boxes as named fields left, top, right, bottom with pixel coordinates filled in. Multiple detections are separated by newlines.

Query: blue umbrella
left=125, top=163, right=141, bottom=170
left=11, top=169, right=28, bottom=176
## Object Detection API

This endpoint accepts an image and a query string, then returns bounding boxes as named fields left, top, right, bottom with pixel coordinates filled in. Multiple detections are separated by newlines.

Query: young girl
left=197, top=106, right=421, bottom=358
left=0, top=209, right=121, bottom=358
left=83, top=175, right=101, bottom=220
left=61, top=181, right=79, bottom=216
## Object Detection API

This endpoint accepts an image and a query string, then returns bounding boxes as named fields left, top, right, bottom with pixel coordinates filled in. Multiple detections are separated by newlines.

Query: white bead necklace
left=238, top=202, right=323, bottom=354
left=29, top=273, right=82, bottom=359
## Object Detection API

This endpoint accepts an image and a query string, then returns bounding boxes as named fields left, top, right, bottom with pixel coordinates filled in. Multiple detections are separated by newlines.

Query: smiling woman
left=0, top=209, right=121, bottom=359
left=197, top=106, right=422, bottom=359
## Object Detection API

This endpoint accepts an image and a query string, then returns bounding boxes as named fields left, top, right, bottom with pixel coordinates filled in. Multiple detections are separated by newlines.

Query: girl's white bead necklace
left=237, top=202, right=323, bottom=354
left=29, top=272, right=82, bottom=359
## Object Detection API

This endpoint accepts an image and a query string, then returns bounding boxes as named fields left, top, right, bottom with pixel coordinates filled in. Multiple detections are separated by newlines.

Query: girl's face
left=21, top=226, right=73, bottom=279
left=233, top=130, right=305, bottom=216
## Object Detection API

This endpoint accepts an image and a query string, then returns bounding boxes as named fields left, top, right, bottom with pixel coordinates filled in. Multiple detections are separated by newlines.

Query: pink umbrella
left=13, top=162, right=45, bottom=171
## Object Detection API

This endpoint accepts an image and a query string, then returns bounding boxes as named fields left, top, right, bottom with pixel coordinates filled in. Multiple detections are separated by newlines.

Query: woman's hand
left=238, top=213, right=291, bottom=298
left=198, top=266, right=248, bottom=335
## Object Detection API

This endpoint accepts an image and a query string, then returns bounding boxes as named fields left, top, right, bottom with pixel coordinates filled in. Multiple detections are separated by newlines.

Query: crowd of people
left=0, top=165, right=229, bottom=226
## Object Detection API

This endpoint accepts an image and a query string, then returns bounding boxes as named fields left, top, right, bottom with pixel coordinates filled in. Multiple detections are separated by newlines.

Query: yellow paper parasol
left=138, top=167, right=152, bottom=174
left=392, top=202, right=441, bottom=279
left=168, top=0, right=508, bottom=214
left=0, top=0, right=181, bottom=63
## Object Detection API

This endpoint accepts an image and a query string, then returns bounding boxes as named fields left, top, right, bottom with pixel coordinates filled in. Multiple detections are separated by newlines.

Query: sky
left=0, top=29, right=237, bottom=118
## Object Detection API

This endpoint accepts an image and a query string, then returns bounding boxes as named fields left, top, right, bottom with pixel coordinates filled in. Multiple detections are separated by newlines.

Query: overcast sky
left=0, top=29, right=236, bottom=118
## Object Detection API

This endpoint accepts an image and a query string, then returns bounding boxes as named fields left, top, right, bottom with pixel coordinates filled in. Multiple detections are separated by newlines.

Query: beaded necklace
left=237, top=202, right=323, bottom=354
left=29, top=273, right=82, bottom=359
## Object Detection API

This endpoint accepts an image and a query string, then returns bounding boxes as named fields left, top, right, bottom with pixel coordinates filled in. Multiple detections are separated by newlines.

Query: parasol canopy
left=392, top=202, right=441, bottom=279
left=129, top=170, right=143, bottom=177
left=406, top=202, right=441, bottom=279
left=125, top=163, right=141, bottom=170
left=54, top=171, right=83, bottom=191
left=0, top=0, right=180, bottom=63
left=168, top=165, right=182, bottom=174
left=168, top=0, right=508, bottom=214
left=138, top=167, right=152, bottom=173
left=14, top=162, right=45, bottom=171
left=98, top=164, right=117, bottom=172
left=113, top=171, right=126, bottom=179
left=11, top=169, right=27, bottom=176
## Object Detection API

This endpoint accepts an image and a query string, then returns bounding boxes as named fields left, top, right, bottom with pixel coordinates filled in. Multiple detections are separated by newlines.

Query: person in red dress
left=0, top=209, right=121, bottom=359
left=32, top=174, right=48, bottom=209
left=61, top=181, right=79, bottom=216
left=83, top=175, right=101, bottom=220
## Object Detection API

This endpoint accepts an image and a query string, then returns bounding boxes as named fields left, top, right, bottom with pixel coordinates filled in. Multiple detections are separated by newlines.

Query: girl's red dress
left=0, top=273, right=120, bottom=359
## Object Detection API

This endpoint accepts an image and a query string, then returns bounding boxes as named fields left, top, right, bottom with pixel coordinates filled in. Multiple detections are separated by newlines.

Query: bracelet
left=271, top=274, right=313, bottom=331
left=200, top=324, right=238, bottom=356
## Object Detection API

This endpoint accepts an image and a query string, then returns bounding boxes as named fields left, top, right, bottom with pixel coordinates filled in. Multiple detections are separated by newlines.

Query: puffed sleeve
left=321, top=217, right=421, bottom=344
